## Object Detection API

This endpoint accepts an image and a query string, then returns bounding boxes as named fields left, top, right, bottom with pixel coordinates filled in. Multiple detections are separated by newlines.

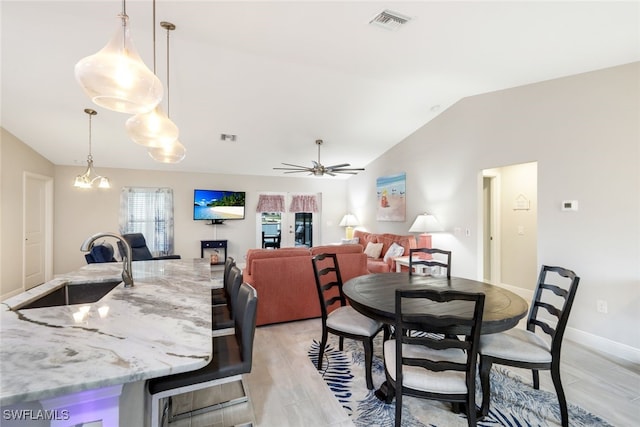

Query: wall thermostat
left=562, top=200, right=578, bottom=211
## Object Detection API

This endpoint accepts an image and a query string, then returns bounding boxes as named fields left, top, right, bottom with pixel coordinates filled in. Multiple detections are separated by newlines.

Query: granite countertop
left=0, top=258, right=213, bottom=407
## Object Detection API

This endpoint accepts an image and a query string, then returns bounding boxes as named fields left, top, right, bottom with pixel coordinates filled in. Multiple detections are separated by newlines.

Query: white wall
left=0, top=129, right=55, bottom=297
left=53, top=166, right=348, bottom=274
left=346, top=63, right=640, bottom=358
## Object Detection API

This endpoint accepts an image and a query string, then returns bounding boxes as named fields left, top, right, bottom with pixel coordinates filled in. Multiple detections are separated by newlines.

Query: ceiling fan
left=274, top=139, right=365, bottom=176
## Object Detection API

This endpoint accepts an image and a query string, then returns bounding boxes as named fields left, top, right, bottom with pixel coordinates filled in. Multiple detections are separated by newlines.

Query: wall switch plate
left=596, top=299, right=608, bottom=314
left=562, top=200, right=579, bottom=211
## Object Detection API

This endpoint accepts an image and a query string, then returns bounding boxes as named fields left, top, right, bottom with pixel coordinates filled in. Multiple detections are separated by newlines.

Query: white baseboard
left=564, top=326, right=640, bottom=364
left=496, top=282, right=640, bottom=365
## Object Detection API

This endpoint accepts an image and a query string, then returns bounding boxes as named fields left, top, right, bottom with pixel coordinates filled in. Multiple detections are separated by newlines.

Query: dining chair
left=147, top=282, right=258, bottom=426
left=408, top=248, right=451, bottom=278
left=212, top=265, right=243, bottom=334
left=212, top=256, right=236, bottom=306
left=479, top=265, right=580, bottom=427
left=262, top=231, right=281, bottom=249
left=383, top=288, right=485, bottom=427
left=311, top=253, right=384, bottom=390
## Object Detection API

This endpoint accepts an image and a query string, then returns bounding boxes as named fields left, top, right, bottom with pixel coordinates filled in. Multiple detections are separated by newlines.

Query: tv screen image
left=194, top=190, right=246, bottom=221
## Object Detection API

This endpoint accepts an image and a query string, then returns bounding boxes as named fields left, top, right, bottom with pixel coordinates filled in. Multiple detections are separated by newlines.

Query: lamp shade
left=126, top=106, right=179, bottom=147
left=409, top=213, right=443, bottom=233
left=339, top=214, right=359, bottom=227
left=148, top=140, right=186, bottom=163
left=75, top=14, right=163, bottom=114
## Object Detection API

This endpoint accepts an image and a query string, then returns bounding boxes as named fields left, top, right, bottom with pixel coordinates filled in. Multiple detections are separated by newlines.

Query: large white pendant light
left=125, top=1, right=178, bottom=147
left=147, top=21, right=186, bottom=163
left=74, top=109, right=111, bottom=189
left=75, top=1, right=163, bottom=114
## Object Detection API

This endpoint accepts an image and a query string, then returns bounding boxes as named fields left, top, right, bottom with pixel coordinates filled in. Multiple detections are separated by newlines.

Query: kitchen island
left=0, top=258, right=213, bottom=425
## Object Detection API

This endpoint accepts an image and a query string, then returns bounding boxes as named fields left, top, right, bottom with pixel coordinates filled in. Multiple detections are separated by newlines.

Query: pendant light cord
left=152, top=0, right=156, bottom=74
left=87, top=111, right=93, bottom=161
left=166, top=25, right=171, bottom=117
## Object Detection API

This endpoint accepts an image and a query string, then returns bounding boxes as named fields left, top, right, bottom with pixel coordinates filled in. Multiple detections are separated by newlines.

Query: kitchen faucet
left=81, top=232, right=134, bottom=287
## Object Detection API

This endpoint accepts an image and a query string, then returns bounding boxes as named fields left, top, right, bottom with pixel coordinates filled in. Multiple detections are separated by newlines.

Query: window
left=119, top=187, right=175, bottom=256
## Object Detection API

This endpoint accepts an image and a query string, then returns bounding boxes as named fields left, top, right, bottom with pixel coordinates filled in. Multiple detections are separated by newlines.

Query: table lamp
left=409, top=213, right=443, bottom=250
left=339, top=214, right=359, bottom=239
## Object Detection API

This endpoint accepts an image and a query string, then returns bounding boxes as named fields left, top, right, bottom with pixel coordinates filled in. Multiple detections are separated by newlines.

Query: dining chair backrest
left=311, top=253, right=346, bottom=317
left=409, top=248, right=452, bottom=278
left=226, top=265, right=243, bottom=312
left=390, top=288, right=485, bottom=426
left=235, top=282, right=258, bottom=370
left=395, top=288, right=485, bottom=375
left=527, top=265, right=580, bottom=353
left=223, top=256, right=236, bottom=285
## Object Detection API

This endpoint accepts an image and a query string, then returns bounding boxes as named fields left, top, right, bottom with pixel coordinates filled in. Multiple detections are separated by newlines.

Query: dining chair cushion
left=327, top=306, right=382, bottom=336
left=383, top=340, right=468, bottom=394
left=480, top=328, right=552, bottom=363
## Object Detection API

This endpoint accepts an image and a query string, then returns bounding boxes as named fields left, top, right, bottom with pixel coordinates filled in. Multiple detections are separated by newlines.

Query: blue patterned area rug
left=308, top=340, right=612, bottom=427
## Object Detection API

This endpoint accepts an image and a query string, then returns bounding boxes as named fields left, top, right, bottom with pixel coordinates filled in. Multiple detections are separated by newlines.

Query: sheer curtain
left=119, top=187, right=175, bottom=256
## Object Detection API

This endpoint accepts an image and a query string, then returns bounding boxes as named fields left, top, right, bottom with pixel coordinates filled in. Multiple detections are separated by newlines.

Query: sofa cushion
left=354, top=230, right=378, bottom=247
left=364, top=242, right=384, bottom=259
left=244, top=247, right=310, bottom=275
left=311, top=244, right=364, bottom=255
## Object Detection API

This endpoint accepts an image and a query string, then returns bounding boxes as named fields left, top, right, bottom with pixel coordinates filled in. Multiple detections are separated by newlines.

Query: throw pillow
left=364, top=242, right=384, bottom=259
left=383, top=242, right=405, bottom=263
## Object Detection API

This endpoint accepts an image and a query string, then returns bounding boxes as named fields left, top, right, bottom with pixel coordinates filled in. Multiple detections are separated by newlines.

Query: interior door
left=24, top=173, right=52, bottom=289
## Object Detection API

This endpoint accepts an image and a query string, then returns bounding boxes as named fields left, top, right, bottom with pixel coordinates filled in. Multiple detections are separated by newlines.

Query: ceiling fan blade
left=332, top=167, right=365, bottom=172
left=280, top=170, right=310, bottom=174
left=280, top=162, right=310, bottom=168
left=325, top=163, right=351, bottom=170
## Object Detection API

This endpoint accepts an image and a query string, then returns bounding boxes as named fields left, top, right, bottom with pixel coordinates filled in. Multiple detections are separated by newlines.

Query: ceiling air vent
left=369, top=10, right=411, bottom=31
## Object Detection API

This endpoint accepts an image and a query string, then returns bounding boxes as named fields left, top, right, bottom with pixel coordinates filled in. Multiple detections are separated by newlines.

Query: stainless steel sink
left=15, top=280, right=121, bottom=310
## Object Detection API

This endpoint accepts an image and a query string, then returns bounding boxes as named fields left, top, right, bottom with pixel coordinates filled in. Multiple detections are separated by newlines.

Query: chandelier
left=74, top=109, right=111, bottom=189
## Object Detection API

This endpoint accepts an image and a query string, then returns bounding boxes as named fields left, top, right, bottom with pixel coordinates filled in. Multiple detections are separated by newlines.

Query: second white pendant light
left=126, top=12, right=179, bottom=147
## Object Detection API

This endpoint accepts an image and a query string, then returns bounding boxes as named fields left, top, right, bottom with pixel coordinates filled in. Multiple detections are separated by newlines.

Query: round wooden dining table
left=343, top=272, right=529, bottom=334
left=343, top=272, right=529, bottom=403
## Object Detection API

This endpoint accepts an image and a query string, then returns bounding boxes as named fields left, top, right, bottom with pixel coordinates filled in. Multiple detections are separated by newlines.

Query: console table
left=201, top=240, right=227, bottom=265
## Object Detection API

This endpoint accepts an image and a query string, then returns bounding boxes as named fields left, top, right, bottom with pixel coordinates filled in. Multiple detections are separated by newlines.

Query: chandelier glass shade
left=125, top=105, right=179, bottom=147
left=148, top=140, right=186, bottom=163
left=74, top=109, right=111, bottom=189
left=74, top=158, right=111, bottom=189
left=75, top=13, right=163, bottom=115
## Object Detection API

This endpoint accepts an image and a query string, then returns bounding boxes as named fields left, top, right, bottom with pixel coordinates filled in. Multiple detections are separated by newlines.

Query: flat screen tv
left=193, top=189, right=246, bottom=223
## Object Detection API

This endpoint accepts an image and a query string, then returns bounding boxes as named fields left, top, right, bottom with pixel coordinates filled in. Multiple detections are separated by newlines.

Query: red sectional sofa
left=353, top=230, right=425, bottom=272
left=243, top=244, right=369, bottom=326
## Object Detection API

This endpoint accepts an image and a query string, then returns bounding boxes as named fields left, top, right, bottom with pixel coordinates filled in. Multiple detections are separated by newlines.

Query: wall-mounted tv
left=193, top=189, right=246, bottom=223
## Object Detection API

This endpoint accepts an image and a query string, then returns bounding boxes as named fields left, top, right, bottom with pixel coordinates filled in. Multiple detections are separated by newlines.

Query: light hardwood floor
left=167, top=317, right=639, bottom=426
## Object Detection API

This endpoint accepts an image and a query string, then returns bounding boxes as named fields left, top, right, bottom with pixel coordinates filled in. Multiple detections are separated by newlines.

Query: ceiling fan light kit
left=274, top=139, right=364, bottom=177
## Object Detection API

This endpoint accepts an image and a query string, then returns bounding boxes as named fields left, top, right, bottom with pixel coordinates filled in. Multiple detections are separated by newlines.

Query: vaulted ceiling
left=2, top=1, right=639, bottom=178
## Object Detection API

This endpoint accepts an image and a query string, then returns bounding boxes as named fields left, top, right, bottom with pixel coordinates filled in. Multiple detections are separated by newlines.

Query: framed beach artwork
left=376, top=172, right=406, bottom=221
